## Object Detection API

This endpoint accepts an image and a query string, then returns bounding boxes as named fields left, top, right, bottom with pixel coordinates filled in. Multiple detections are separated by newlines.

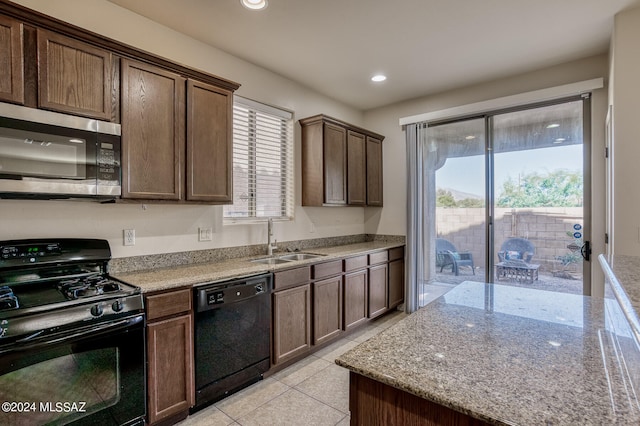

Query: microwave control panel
left=96, top=136, right=121, bottom=183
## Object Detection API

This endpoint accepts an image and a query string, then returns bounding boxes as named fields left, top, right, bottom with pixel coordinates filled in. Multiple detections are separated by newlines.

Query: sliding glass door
left=421, top=97, right=589, bottom=306
left=432, top=119, right=486, bottom=282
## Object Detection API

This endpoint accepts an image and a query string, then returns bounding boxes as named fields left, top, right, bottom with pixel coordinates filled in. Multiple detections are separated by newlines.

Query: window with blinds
left=223, top=96, right=294, bottom=220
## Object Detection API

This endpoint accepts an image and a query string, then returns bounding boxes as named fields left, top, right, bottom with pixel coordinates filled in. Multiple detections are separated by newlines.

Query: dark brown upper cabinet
left=121, top=58, right=185, bottom=200
left=300, top=114, right=384, bottom=207
left=0, top=15, right=24, bottom=105
left=122, top=60, right=235, bottom=204
left=323, top=123, right=348, bottom=205
left=186, top=80, right=233, bottom=203
left=0, top=3, right=240, bottom=204
left=347, top=130, right=366, bottom=205
left=37, top=28, right=113, bottom=120
left=366, top=136, right=383, bottom=206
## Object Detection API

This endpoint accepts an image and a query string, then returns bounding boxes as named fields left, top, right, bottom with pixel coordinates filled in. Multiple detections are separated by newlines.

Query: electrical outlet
left=124, top=229, right=135, bottom=246
left=198, top=227, right=213, bottom=242
left=309, top=222, right=315, bottom=233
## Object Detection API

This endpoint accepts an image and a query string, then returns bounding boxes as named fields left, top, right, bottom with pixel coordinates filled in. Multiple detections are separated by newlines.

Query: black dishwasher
left=192, top=273, right=272, bottom=412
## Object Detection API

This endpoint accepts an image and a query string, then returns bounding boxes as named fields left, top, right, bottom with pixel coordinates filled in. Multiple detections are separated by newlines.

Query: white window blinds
left=223, top=96, right=294, bottom=220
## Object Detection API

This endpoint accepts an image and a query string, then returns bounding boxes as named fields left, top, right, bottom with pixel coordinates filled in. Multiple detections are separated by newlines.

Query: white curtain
left=405, top=124, right=438, bottom=312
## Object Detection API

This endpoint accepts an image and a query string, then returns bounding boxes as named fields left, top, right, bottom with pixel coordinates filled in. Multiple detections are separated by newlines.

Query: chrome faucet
left=267, top=218, right=277, bottom=256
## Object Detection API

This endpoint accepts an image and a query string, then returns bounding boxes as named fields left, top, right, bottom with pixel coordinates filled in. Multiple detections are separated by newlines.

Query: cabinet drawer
left=389, top=247, right=405, bottom=262
left=146, top=288, right=192, bottom=321
left=344, top=255, right=368, bottom=272
left=312, top=260, right=343, bottom=280
left=369, top=251, right=388, bottom=265
left=274, top=266, right=311, bottom=290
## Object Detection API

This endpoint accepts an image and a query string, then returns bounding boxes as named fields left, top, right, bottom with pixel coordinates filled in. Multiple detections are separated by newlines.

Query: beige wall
left=4, top=0, right=367, bottom=258
left=364, top=54, right=609, bottom=296
left=610, top=6, right=640, bottom=256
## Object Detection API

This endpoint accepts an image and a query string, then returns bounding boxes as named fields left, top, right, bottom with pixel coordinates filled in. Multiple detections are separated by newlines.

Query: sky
left=436, top=144, right=583, bottom=197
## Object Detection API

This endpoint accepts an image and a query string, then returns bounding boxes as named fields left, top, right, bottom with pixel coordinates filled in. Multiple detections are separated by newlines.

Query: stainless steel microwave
left=0, top=103, right=121, bottom=200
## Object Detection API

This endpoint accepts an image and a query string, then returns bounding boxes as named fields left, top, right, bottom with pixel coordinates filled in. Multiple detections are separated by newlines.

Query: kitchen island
left=336, top=281, right=640, bottom=425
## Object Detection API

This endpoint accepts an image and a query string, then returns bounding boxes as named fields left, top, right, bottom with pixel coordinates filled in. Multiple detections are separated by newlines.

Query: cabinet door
left=313, top=275, right=343, bottom=345
left=122, top=59, right=185, bottom=200
left=388, top=259, right=405, bottom=309
left=368, top=263, right=388, bottom=319
left=323, top=123, right=347, bottom=205
left=37, top=28, right=112, bottom=120
left=0, top=15, right=23, bottom=105
left=273, top=284, right=311, bottom=364
left=347, top=130, right=366, bottom=205
left=366, top=136, right=383, bottom=206
left=147, top=314, right=194, bottom=424
left=344, top=269, right=368, bottom=331
left=186, top=79, right=233, bottom=202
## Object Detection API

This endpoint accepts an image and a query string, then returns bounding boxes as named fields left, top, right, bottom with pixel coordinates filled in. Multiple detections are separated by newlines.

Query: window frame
left=223, top=96, right=294, bottom=223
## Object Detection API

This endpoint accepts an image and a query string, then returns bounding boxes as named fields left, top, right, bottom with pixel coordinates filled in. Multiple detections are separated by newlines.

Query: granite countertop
left=602, top=255, right=640, bottom=316
left=336, top=281, right=640, bottom=425
left=112, top=241, right=403, bottom=293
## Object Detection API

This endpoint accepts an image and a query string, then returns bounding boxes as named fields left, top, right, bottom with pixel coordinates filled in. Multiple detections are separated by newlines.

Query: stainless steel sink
left=249, top=253, right=325, bottom=264
left=277, top=253, right=324, bottom=261
left=250, top=257, right=293, bottom=265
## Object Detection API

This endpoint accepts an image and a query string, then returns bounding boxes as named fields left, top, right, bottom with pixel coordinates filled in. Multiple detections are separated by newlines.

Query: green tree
left=436, top=189, right=484, bottom=207
left=436, top=189, right=456, bottom=207
left=497, top=170, right=582, bottom=208
left=457, top=198, right=485, bottom=208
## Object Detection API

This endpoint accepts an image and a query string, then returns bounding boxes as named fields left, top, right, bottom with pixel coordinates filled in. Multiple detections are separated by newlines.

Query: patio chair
left=497, top=238, right=535, bottom=263
left=496, top=238, right=538, bottom=282
left=435, top=238, right=475, bottom=276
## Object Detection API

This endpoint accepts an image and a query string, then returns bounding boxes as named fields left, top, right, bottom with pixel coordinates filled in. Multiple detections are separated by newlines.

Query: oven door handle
left=6, top=315, right=144, bottom=353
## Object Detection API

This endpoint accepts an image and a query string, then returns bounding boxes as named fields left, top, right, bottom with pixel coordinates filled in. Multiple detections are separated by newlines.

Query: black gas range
left=0, top=239, right=145, bottom=426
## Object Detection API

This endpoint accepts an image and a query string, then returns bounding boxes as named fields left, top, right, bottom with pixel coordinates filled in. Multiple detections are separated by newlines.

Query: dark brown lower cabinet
left=368, top=263, right=388, bottom=319
left=344, top=269, right=368, bottom=331
left=349, top=372, right=490, bottom=426
left=313, top=275, right=343, bottom=345
left=145, top=289, right=194, bottom=425
left=272, top=284, right=311, bottom=364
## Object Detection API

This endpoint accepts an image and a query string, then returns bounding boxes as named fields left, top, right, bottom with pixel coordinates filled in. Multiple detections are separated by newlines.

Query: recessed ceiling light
left=465, top=135, right=476, bottom=140
left=371, top=74, right=387, bottom=82
left=546, top=123, right=560, bottom=129
left=241, top=0, right=268, bottom=10
left=553, top=138, right=566, bottom=144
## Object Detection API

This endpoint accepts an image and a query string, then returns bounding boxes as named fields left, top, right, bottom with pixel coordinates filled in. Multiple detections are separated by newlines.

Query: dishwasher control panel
left=195, top=273, right=272, bottom=311
left=207, top=291, right=225, bottom=305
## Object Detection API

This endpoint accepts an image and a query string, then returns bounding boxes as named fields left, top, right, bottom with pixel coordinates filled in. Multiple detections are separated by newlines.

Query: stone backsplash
left=109, top=234, right=405, bottom=274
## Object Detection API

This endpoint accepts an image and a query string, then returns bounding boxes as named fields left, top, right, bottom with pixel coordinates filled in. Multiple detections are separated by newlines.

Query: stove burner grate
left=0, top=285, right=19, bottom=310
left=57, top=275, right=121, bottom=300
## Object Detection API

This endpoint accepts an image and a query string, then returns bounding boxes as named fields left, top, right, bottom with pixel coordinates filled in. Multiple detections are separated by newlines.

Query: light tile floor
left=179, top=309, right=407, bottom=426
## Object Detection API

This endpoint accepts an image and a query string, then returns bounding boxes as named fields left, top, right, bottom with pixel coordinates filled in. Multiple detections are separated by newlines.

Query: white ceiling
left=108, top=0, right=640, bottom=111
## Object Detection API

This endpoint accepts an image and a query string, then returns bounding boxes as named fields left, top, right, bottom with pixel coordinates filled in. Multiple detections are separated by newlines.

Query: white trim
left=399, top=78, right=604, bottom=126
left=234, top=95, right=293, bottom=120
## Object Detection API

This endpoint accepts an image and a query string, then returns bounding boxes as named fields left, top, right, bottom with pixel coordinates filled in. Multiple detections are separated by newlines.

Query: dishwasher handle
left=194, top=273, right=272, bottom=313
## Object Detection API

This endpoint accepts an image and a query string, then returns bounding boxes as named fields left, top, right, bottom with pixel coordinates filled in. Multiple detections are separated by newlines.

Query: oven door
left=0, top=314, right=145, bottom=426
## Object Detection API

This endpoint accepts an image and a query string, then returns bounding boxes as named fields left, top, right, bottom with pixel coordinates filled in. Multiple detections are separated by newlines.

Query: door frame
left=428, top=94, right=592, bottom=292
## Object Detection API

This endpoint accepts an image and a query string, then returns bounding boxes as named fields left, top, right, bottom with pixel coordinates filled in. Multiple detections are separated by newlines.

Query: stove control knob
left=112, top=300, right=123, bottom=312
left=90, top=304, right=103, bottom=317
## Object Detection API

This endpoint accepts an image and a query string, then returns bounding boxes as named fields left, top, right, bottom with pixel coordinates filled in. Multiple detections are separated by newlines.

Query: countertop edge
left=334, top=358, right=508, bottom=426
left=598, top=254, right=640, bottom=345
